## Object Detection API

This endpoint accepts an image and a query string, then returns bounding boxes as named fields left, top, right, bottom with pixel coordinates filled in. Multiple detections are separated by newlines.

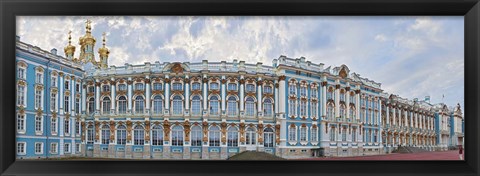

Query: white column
left=95, top=80, right=100, bottom=114
left=274, top=80, right=279, bottom=114
left=71, top=77, right=75, bottom=115
left=321, top=82, right=327, bottom=118
left=386, top=105, right=390, bottom=126
left=346, top=87, right=350, bottom=119
left=278, top=77, right=285, bottom=114
left=185, top=76, right=190, bottom=111
left=379, top=99, right=382, bottom=144
left=81, top=82, right=86, bottom=113
left=110, top=79, right=116, bottom=114
left=145, top=76, right=151, bottom=114
left=334, top=80, right=340, bottom=118
left=203, top=75, right=208, bottom=111
left=240, top=76, right=245, bottom=112
left=257, top=78, right=262, bottom=113
left=59, top=73, right=64, bottom=115
left=392, top=107, right=396, bottom=126
left=128, top=77, right=133, bottom=113
left=356, top=90, right=360, bottom=121
left=221, top=77, right=226, bottom=112
left=164, top=76, right=170, bottom=110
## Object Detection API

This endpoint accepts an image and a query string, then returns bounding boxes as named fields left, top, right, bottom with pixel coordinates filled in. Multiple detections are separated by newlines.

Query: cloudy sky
left=16, top=16, right=464, bottom=108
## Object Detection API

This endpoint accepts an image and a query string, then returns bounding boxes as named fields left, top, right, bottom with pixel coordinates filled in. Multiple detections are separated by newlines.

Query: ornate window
left=327, top=87, right=334, bottom=100
left=153, top=83, right=162, bottom=91
left=64, top=95, right=70, bottom=113
left=300, top=126, right=307, bottom=141
left=88, top=86, right=94, bottom=93
left=192, top=82, right=201, bottom=90
left=116, top=125, right=126, bottom=145
left=171, top=125, right=184, bottom=146
left=350, top=92, right=355, bottom=104
left=172, top=83, right=182, bottom=91
left=340, top=104, right=346, bottom=118
left=101, top=125, right=110, bottom=144
left=153, top=95, right=163, bottom=114
left=17, top=85, right=26, bottom=106
left=264, top=128, right=274, bottom=147
left=36, top=72, right=43, bottom=84
left=134, top=83, right=144, bottom=91
left=209, top=126, right=221, bottom=146
left=76, top=121, right=80, bottom=135
left=64, top=118, right=70, bottom=135
left=300, top=86, right=307, bottom=97
left=288, top=99, right=296, bottom=117
left=227, top=126, right=239, bottom=147
left=330, top=128, right=335, bottom=141
left=340, top=91, right=345, bottom=102
left=134, top=126, right=144, bottom=145
left=311, top=101, right=317, bottom=118
left=102, top=97, right=111, bottom=114
left=288, top=125, right=296, bottom=141
left=102, top=85, right=110, bottom=92
left=191, top=95, right=202, bottom=115
left=17, top=67, right=26, bottom=80
left=35, top=89, right=42, bottom=110
left=191, top=126, right=202, bottom=146
left=373, top=130, right=377, bottom=142
left=17, top=114, right=25, bottom=133
left=172, top=95, right=183, bottom=115
left=349, top=106, right=355, bottom=119
left=87, top=97, right=94, bottom=114
left=264, top=86, right=272, bottom=94
left=311, top=87, right=317, bottom=98
left=87, top=125, right=94, bottom=144
left=134, top=96, right=145, bottom=114
left=75, top=98, right=80, bottom=114
left=245, top=97, right=255, bottom=116
left=300, top=100, right=307, bottom=117
left=51, top=76, right=57, bottom=87
left=352, top=128, right=357, bottom=142
left=246, top=127, right=256, bottom=145
left=118, top=96, right=127, bottom=114
left=289, top=83, right=296, bottom=95
left=342, top=128, right=347, bottom=141
left=118, top=84, right=127, bottom=91
left=227, top=96, right=237, bottom=116
left=35, top=116, right=43, bottom=133
left=327, top=104, right=334, bottom=119
left=51, top=118, right=57, bottom=134
left=264, top=98, right=273, bottom=117
left=76, top=83, right=80, bottom=92
left=311, top=127, right=318, bottom=142
left=209, top=96, right=219, bottom=115
left=151, top=126, right=163, bottom=146
left=50, top=92, right=57, bottom=112
left=210, top=82, right=219, bottom=90
left=246, top=84, right=255, bottom=92
left=65, top=80, right=70, bottom=90
left=227, top=83, right=237, bottom=91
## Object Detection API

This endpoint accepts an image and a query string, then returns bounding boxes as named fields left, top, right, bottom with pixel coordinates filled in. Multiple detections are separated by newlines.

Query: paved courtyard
left=297, top=150, right=464, bottom=160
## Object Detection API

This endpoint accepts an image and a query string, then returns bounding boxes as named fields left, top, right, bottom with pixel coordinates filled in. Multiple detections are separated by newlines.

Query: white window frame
left=50, top=143, right=58, bottom=154
left=17, top=142, right=26, bottom=155
left=76, top=143, right=81, bottom=152
left=311, top=127, right=318, bottom=142
left=64, top=143, right=71, bottom=153
left=36, top=72, right=44, bottom=84
left=288, top=125, right=296, bottom=141
left=35, top=116, right=43, bottom=135
left=17, top=113, right=26, bottom=134
left=35, top=142, right=43, bottom=154
left=51, top=117, right=57, bottom=135
left=35, top=89, right=43, bottom=110
left=17, top=67, right=26, bottom=80
left=300, top=126, right=307, bottom=142
left=17, top=84, right=26, bottom=107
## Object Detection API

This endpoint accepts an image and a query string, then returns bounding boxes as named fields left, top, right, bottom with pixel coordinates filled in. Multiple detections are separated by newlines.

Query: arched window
left=264, top=98, right=273, bottom=117
left=17, top=85, right=25, bottom=106
left=102, top=97, right=111, bottom=114
left=191, top=126, right=202, bottom=146
left=87, top=125, right=94, bottom=144
left=227, top=96, right=237, bottom=116
left=288, top=125, right=296, bottom=141
left=311, top=101, right=317, bottom=118
left=300, top=86, right=307, bottom=97
left=289, top=99, right=296, bottom=117
left=289, top=83, right=296, bottom=95
left=118, top=96, right=127, bottom=114
left=349, top=106, right=355, bottom=119
left=340, top=91, right=345, bottom=102
left=245, top=97, right=255, bottom=116
left=340, top=104, right=346, bottom=118
left=209, top=96, right=219, bottom=115
left=327, top=88, right=334, bottom=100
left=227, top=126, right=239, bottom=147
left=209, top=126, right=221, bottom=146
left=101, top=125, right=110, bottom=144
left=300, top=126, right=307, bottom=141
left=117, top=125, right=126, bottom=145
left=311, top=88, right=317, bottom=98
left=300, top=100, right=307, bottom=117
left=327, top=104, right=334, bottom=119
left=151, top=125, right=163, bottom=146
left=172, top=95, right=183, bottom=115
left=88, top=97, right=95, bottom=114
left=330, top=127, right=336, bottom=141
left=171, top=125, right=183, bottom=146
left=133, top=126, right=144, bottom=145
left=311, top=127, right=318, bottom=142
left=246, top=127, right=256, bottom=145
left=153, top=95, right=163, bottom=114
left=191, top=95, right=201, bottom=115
left=134, top=96, right=145, bottom=114
left=264, top=128, right=274, bottom=147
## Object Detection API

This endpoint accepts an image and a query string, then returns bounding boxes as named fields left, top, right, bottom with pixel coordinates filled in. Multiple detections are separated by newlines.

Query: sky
left=16, top=16, right=464, bottom=109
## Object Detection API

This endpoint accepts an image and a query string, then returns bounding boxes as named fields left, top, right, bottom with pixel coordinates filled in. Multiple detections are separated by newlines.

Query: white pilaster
left=128, top=77, right=133, bottom=113
left=185, top=75, right=190, bottom=110
left=59, top=74, right=64, bottom=115
left=334, top=80, right=340, bottom=118
left=95, top=80, right=100, bottom=114
left=257, top=77, right=262, bottom=113
left=164, top=75, right=170, bottom=110
left=110, top=78, right=116, bottom=113
left=240, top=76, right=245, bottom=112
left=203, top=75, right=208, bottom=110
left=145, top=75, right=151, bottom=114
left=81, top=82, right=86, bottom=113
left=221, top=77, right=226, bottom=112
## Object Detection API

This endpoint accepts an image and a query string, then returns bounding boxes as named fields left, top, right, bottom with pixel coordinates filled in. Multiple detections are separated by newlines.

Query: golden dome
left=64, top=31, right=76, bottom=57
left=98, top=32, right=110, bottom=57
left=79, top=19, right=96, bottom=46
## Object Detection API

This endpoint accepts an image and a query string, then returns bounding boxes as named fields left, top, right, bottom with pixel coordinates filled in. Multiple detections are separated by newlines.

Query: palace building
left=15, top=21, right=464, bottom=159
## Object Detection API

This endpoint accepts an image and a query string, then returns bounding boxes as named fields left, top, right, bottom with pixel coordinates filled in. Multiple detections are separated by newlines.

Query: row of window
left=89, top=125, right=275, bottom=148
left=87, top=95, right=274, bottom=117
left=17, top=114, right=81, bottom=136
left=16, top=142, right=81, bottom=155
left=17, top=66, right=80, bottom=91
left=288, top=126, right=318, bottom=142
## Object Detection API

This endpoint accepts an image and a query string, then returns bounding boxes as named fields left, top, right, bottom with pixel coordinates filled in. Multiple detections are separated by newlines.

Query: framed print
left=1, top=0, right=479, bottom=176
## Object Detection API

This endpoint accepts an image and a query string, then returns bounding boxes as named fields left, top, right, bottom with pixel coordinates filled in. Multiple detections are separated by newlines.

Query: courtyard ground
left=296, top=150, right=464, bottom=160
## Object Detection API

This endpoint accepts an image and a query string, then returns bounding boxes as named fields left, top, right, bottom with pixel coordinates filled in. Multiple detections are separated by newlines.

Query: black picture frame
left=1, top=0, right=478, bottom=176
